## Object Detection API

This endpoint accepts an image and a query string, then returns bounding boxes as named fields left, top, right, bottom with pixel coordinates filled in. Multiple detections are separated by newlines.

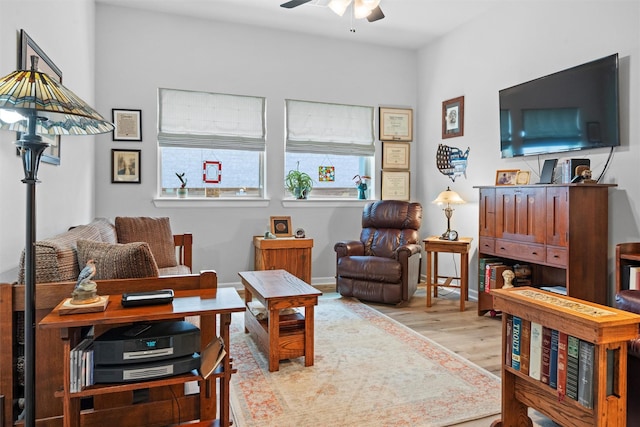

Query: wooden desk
left=238, top=269, right=321, bottom=372
left=253, top=236, right=313, bottom=283
left=39, top=288, right=245, bottom=427
left=423, top=236, right=473, bottom=311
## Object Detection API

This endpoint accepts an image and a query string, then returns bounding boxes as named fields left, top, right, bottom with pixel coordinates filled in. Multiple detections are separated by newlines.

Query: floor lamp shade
left=0, top=56, right=113, bottom=427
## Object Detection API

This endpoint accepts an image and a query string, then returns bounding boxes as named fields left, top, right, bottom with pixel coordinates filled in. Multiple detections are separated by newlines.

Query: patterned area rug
left=229, top=296, right=501, bottom=427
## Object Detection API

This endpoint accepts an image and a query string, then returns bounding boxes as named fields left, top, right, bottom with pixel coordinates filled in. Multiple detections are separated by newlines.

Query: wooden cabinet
left=616, top=242, right=640, bottom=293
left=253, top=236, right=313, bottom=284
left=491, top=287, right=640, bottom=427
left=476, top=184, right=615, bottom=316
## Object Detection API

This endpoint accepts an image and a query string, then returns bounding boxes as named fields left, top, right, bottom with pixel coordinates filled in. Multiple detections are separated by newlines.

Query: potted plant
left=285, top=162, right=313, bottom=199
left=176, top=172, right=188, bottom=198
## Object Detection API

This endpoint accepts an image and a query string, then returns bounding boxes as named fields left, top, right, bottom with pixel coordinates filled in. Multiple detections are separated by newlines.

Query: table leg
left=244, top=288, right=252, bottom=333
left=426, top=249, right=433, bottom=307
left=268, top=305, right=280, bottom=372
left=460, top=252, right=468, bottom=311
left=218, top=312, right=232, bottom=427
left=304, top=305, right=315, bottom=367
left=433, top=252, right=439, bottom=298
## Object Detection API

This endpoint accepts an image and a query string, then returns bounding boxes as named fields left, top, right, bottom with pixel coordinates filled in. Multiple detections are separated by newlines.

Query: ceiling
left=96, top=0, right=504, bottom=50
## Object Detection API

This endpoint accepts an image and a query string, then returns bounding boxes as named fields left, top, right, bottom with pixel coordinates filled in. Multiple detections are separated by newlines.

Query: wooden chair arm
left=173, top=233, right=193, bottom=271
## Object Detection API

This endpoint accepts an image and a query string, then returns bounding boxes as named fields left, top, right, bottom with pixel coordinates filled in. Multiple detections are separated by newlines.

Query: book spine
left=506, top=315, right=513, bottom=367
left=511, top=316, right=522, bottom=371
left=566, top=335, right=580, bottom=400
left=549, top=329, right=559, bottom=389
left=485, top=264, right=492, bottom=293
left=541, top=327, right=552, bottom=385
left=631, top=266, right=640, bottom=291
left=578, top=340, right=595, bottom=408
left=557, top=332, right=568, bottom=398
left=520, top=319, right=531, bottom=375
left=529, top=322, right=543, bottom=381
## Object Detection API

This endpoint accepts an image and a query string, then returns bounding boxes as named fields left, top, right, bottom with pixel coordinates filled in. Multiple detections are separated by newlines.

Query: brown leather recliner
left=334, top=200, right=423, bottom=305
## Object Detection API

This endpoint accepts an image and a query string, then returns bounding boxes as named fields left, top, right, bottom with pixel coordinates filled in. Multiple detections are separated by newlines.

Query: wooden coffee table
left=238, top=269, right=322, bottom=372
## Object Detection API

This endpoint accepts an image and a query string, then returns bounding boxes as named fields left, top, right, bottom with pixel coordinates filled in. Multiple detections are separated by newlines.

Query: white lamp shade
left=432, top=187, right=465, bottom=205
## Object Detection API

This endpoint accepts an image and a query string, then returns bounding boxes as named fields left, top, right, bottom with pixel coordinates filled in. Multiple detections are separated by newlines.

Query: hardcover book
left=549, top=329, right=559, bottom=389
left=511, top=316, right=522, bottom=371
left=566, top=335, right=580, bottom=400
left=578, top=340, right=595, bottom=408
left=479, top=257, right=502, bottom=292
left=556, top=332, right=568, bottom=397
left=529, top=321, right=543, bottom=381
left=520, top=319, right=531, bottom=375
left=541, top=326, right=552, bottom=385
left=505, top=315, right=513, bottom=367
left=485, top=263, right=504, bottom=293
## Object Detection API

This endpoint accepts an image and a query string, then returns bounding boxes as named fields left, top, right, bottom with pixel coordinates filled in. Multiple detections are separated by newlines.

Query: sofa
left=614, top=290, right=640, bottom=426
left=1, top=216, right=193, bottom=426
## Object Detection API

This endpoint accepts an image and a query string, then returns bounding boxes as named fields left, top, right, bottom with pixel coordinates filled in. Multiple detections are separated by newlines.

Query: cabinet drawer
left=546, top=246, right=567, bottom=267
left=478, top=237, right=495, bottom=254
left=494, top=240, right=546, bottom=263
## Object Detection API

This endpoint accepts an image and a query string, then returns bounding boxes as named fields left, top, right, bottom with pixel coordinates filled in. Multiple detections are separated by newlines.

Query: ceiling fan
left=280, top=0, right=385, bottom=23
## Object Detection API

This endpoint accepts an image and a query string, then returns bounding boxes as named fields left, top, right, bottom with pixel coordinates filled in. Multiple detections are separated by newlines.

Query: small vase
left=176, top=188, right=188, bottom=198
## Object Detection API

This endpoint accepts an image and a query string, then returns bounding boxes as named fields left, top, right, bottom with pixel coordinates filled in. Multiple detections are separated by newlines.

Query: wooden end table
left=238, top=269, right=322, bottom=372
left=423, top=236, right=473, bottom=311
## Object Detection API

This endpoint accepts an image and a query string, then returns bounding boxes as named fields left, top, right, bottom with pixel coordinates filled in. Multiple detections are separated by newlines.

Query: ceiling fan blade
left=280, top=0, right=313, bottom=8
left=367, top=6, right=385, bottom=22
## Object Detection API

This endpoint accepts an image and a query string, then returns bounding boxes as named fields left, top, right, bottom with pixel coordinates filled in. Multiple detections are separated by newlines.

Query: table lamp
left=432, top=187, right=465, bottom=241
left=0, top=56, right=114, bottom=426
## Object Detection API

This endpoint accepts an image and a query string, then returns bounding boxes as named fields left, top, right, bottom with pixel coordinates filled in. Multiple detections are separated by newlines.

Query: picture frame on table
left=382, top=142, right=410, bottom=170
left=18, top=29, right=62, bottom=165
left=381, top=170, right=410, bottom=201
left=442, top=96, right=465, bottom=139
left=379, top=107, right=413, bottom=142
left=495, top=169, right=519, bottom=186
left=111, top=149, right=141, bottom=184
left=270, top=216, right=292, bottom=237
left=516, top=170, right=531, bottom=185
left=112, top=109, right=142, bottom=141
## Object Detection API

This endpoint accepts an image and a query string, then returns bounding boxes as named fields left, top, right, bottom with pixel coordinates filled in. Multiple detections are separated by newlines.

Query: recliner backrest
left=360, top=200, right=422, bottom=258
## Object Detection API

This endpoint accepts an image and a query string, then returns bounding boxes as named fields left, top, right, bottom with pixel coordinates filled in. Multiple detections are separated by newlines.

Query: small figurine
left=71, top=259, right=100, bottom=304
left=502, top=269, right=515, bottom=289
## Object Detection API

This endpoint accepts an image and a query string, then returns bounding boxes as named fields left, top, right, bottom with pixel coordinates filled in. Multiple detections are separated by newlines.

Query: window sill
left=153, top=197, right=270, bottom=208
left=281, top=199, right=371, bottom=208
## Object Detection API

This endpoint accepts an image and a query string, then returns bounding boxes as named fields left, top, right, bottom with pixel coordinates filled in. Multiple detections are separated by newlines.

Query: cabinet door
left=479, top=188, right=495, bottom=237
left=546, top=186, right=568, bottom=247
left=496, top=187, right=546, bottom=244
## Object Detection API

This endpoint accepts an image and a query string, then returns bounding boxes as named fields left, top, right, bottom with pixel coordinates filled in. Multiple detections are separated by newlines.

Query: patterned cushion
left=76, top=240, right=159, bottom=280
left=115, top=217, right=177, bottom=268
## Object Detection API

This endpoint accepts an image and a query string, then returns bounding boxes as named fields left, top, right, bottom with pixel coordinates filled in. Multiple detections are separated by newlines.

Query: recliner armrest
left=334, top=240, right=364, bottom=258
left=615, top=290, right=640, bottom=315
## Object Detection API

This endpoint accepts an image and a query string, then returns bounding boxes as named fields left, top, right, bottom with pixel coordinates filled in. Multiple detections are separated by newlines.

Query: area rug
left=229, top=296, right=501, bottom=427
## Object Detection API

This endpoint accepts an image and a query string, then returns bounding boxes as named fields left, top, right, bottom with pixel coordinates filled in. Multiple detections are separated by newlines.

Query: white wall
left=93, top=4, right=418, bottom=286
left=416, top=1, right=640, bottom=302
left=0, top=0, right=100, bottom=278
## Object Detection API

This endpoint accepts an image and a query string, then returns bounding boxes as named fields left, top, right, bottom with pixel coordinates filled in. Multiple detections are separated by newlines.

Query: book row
left=506, top=315, right=595, bottom=409
left=70, top=337, right=94, bottom=393
left=479, top=257, right=532, bottom=293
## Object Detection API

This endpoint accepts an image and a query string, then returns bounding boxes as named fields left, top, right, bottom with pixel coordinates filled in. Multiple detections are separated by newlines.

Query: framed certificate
left=381, top=171, right=410, bottom=201
left=382, top=142, right=410, bottom=170
left=379, top=107, right=413, bottom=142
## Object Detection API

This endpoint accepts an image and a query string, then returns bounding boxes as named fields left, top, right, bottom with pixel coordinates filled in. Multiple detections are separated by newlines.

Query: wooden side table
left=423, top=236, right=473, bottom=311
left=253, top=236, right=313, bottom=283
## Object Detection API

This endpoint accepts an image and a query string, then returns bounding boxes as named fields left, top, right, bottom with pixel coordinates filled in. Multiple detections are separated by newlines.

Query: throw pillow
left=115, top=217, right=177, bottom=268
left=76, top=239, right=160, bottom=280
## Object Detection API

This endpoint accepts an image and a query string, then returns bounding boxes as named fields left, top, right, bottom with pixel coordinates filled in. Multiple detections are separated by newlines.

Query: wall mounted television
left=499, top=53, right=619, bottom=158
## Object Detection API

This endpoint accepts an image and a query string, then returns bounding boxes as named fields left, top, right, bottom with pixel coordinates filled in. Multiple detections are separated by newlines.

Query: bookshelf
left=616, top=242, right=640, bottom=293
left=490, top=287, right=640, bottom=427
left=476, top=184, right=615, bottom=316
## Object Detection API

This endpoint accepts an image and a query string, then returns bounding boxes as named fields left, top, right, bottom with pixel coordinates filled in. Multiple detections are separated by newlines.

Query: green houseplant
left=176, top=172, right=188, bottom=197
left=285, top=162, right=313, bottom=199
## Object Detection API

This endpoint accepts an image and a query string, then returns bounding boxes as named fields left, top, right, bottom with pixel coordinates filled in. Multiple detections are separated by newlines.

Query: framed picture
left=516, top=170, right=531, bottom=185
left=382, top=142, right=410, bottom=170
left=112, top=109, right=142, bottom=141
left=442, top=96, right=464, bottom=139
left=379, top=107, right=413, bottom=142
left=111, top=149, right=141, bottom=184
left=270, top=216, right=292, bottom=237
left=19, top=29, right=62, bottom=165
left=495, top=169, right=519, bottom=186
left=381, top=170, right=410, bottom=201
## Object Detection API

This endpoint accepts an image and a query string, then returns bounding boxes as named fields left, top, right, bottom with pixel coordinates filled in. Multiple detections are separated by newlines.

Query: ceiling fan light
left=328, top=0, right=350, bottom=16
left=353, top=0, right=377, bottom=19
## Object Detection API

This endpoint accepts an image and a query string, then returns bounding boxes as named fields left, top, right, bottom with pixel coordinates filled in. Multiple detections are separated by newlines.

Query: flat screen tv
left=499, top=53, right=619, bottom=158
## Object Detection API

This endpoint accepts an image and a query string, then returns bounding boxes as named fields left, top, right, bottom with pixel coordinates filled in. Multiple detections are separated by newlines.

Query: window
left=158, top=88, right=266, bottom=198
left=285, top=99, right=375, bottom=199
